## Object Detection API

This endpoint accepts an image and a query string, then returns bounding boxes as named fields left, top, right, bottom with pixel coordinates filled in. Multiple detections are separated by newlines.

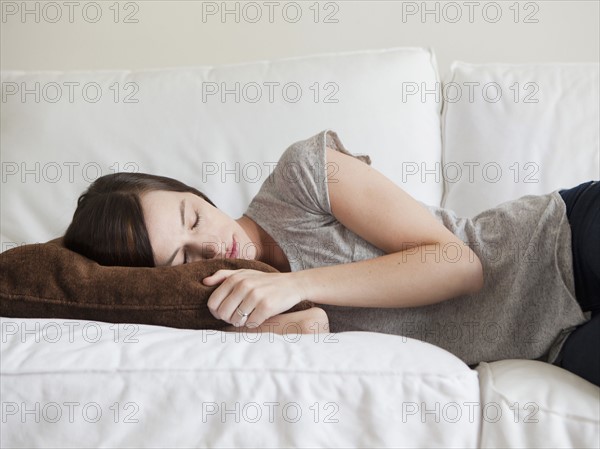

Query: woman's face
left=140, top=190, right=252, bottom=266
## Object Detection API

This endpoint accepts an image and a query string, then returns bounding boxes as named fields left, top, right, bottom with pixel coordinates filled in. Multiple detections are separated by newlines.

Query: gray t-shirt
left=244, top=130, right=590, bottom=366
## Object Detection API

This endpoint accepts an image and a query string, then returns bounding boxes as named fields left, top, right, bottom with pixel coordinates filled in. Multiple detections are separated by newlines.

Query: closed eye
left=183, top=211, right=201, bottom=264
left=192, top=210, right=200, bottom=230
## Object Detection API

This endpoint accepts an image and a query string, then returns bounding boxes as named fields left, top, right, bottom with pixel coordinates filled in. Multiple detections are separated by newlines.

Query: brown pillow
left=0, top=238, right=313, bottom=330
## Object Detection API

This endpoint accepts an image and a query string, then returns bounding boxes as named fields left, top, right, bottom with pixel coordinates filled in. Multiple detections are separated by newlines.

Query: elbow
left=300, top=307, right=330, bottom=333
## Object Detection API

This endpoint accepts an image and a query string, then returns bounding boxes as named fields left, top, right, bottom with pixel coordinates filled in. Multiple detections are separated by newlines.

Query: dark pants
left=555, top=180, right=600, bottom=386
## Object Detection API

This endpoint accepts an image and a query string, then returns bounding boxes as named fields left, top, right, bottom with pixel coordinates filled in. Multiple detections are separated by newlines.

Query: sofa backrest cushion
left=1, top=47, right=443, bottom=247
left=441, top=62, right=599, bottom=217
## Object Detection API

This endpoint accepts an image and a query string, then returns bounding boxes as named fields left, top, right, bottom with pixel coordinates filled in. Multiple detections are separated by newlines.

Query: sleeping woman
left=62, top=130, right=599, bottom=387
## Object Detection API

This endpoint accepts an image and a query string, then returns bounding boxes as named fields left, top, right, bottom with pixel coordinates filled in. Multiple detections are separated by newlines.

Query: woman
left=64, top=130, right=599, bottom=387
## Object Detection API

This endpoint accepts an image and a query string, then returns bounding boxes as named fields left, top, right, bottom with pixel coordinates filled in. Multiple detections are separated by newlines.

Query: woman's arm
left=291, top=147, right=484, bottom=309
left=221, top=307, right=329, bottom=334
left=204, top=146, right=484, bottom=328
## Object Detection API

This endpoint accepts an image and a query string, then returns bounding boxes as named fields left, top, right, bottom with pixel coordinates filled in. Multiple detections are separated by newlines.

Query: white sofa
left=1, top=47, right=599, bottom=448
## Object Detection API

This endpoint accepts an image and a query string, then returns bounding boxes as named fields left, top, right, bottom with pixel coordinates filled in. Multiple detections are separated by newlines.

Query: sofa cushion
left=476, top=359, right=600, bottom=448
left=1, top=47, right=443, bottom=248
left=0, top=318, right=481, bottom=447
left=441, top=62, right=599, bottom=217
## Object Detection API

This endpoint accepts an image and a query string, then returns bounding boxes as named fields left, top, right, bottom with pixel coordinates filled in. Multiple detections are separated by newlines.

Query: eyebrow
left=162, top=198, right=186, bottom=267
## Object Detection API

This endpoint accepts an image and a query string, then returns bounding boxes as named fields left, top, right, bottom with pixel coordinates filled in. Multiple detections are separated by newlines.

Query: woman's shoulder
left=247, top=131, right=330, bottom=213
left=277, top=130, right=327, bottom=165
left=248, top=129, right=375, bottom=215
left=278, top=129, right=371, bottom=174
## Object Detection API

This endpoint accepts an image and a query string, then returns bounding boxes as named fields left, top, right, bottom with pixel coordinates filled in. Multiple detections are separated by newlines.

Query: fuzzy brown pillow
left=0, top=238, right=313, bottom=329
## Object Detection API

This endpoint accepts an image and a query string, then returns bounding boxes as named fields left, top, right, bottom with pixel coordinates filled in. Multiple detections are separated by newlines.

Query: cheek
left=146, top=231, right=166, bottom=260
left=212, top=211, right=233, bottom=232
left=199, top=239, right=224, bottom=259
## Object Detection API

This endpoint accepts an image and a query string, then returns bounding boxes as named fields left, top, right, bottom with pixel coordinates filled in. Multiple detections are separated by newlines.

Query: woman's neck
left=236, top=215, right=291, bottom=272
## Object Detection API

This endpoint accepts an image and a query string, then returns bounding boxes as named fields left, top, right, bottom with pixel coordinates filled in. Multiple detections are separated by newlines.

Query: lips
left=227, top=237, right=237, bottom=259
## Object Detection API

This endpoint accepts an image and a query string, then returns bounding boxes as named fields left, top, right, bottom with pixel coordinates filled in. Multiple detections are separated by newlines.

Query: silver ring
left=236, top=306, right=250, bottom=318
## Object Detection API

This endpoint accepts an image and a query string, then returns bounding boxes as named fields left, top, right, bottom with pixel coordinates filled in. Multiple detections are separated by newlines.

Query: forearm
left=293, top=243, right=483, bottom=308
left=221, top=307, right=329, bottom=334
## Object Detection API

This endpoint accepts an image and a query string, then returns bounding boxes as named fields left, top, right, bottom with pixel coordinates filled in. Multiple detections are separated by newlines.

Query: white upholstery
left=442, top=62, right=600, bottom=217
left=476, top=360, right=600, bottom=448
left=1, top=46, right=442, bottom=248
left=0, top=318, right=481, bottom=448
left=1, top=48, right=599, bottom=448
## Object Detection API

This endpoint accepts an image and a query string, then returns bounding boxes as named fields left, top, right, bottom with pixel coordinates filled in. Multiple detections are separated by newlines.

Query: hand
left=202, top=269, right=307, bottom=328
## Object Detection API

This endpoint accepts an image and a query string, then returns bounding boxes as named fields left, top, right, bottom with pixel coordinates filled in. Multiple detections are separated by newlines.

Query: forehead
left=140, top=190, right=185, bottom=262
left=141, top=189, right=181, bottom=211
left=140, top=190, right=192, bottom=234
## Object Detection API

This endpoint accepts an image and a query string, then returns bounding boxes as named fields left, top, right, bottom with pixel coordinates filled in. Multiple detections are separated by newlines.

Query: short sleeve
left=273, top=130, right=372, bottom=215
left=245, top=130, right=372, bottom=224
left=243, top=130, right=375, bottom=272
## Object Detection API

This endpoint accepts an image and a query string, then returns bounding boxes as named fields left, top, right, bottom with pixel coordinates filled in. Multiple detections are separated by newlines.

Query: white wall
left=1, top=1, right=598, bottom=77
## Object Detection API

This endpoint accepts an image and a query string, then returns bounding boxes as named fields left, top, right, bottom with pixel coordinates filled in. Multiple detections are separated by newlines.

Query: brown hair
left=63, top=172, right=216, bottom=267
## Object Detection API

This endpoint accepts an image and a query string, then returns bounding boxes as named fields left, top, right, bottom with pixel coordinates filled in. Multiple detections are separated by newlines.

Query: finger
left=234, top=314, right=249, bottom=328
left=206, top=281, right=236, bottom=319
left=203, top=269, right=235, bottom=286
left=212, top=275, right=249, bottom=324
left=209, top=278, right=255, bottom=323
left=222, top=288, right=255, bottom=326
